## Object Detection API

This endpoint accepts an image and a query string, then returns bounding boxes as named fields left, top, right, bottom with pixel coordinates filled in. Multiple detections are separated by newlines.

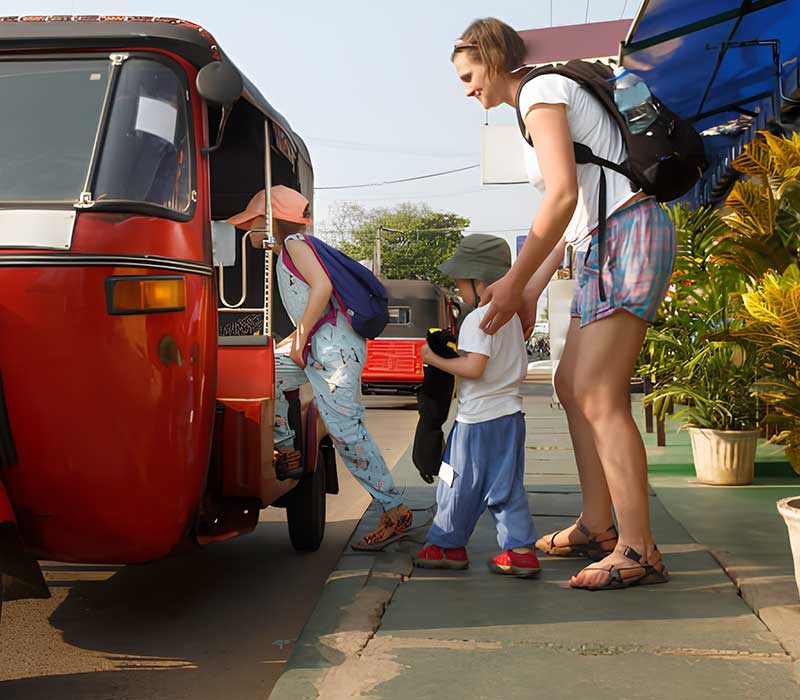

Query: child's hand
left=420, top=342, right=434, bottom=365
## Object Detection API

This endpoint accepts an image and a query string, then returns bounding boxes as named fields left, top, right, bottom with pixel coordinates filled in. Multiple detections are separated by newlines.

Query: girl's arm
left=421, top=344, right=488, bottom=380
left=480, top=104, right=578, bottom=334
left=275, top=330, right=297, bottom=350
left=284, top=238, right=334, bottom=367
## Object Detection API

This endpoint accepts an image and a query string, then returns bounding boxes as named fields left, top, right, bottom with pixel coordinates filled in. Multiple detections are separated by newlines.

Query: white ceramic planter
left=777, top=497, right=800, bottom=601
left=688, top=427, right=759, bottom=485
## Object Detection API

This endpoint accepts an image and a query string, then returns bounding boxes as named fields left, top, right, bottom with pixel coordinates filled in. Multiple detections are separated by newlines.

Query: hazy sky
left=0, top=1, right=639, bottom=248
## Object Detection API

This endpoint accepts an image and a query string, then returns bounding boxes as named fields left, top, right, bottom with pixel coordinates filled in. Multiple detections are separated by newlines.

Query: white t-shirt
left=518, top=73, right=637, bottom=251
left=455, top=305, right=528, bottom=424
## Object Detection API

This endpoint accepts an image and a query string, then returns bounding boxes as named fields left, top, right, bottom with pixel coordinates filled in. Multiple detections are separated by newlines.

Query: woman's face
left=453, top=52, right=501, bottom=109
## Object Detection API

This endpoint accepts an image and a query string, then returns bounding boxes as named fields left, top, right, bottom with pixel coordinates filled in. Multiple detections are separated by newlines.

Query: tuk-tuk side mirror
left=197, top=61, right=243, bottom=155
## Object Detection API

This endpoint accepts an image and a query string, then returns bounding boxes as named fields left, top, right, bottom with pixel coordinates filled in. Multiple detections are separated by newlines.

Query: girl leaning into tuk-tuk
left=228, top=186, right=418, bottom=550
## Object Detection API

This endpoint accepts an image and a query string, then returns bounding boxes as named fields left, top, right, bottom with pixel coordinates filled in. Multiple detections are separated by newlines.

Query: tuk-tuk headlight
left=106, top=276, right=186, bottom=315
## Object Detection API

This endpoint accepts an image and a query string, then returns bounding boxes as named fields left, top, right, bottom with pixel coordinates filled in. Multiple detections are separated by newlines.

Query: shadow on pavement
left=1, top=518, right=358, bottom=700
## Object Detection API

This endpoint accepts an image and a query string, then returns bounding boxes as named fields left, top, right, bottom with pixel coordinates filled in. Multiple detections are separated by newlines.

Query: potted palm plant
left=647, top=334, right=759, bottom=485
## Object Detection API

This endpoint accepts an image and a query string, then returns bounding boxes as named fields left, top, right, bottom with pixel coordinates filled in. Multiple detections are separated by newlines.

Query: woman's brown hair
left=451, top=18, right=527, bottom=77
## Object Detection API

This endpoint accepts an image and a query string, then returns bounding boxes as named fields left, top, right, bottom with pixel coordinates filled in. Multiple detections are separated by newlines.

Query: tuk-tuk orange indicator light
left=106, top=276, right=186, bottom=315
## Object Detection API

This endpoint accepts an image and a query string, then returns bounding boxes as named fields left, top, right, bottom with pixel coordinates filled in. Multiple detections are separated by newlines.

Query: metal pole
left=263, top=121, right=274, bottom=338
left=374, top=226, right=382, bottom=276
left=375, top=226, right=402, bottom=277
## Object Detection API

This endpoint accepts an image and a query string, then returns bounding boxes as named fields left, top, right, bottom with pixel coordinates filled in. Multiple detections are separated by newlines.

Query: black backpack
left=515, top=60, right=707, bottom=300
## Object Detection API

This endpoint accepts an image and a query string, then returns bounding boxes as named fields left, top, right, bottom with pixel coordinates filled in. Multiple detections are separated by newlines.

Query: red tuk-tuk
left=362, top=279, right=460, bottom=395
left=0, top=16, right=336, bottom=611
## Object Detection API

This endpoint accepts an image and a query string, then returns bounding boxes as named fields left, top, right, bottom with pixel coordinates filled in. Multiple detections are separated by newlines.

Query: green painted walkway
left=270, top=389, right=800, bottom=700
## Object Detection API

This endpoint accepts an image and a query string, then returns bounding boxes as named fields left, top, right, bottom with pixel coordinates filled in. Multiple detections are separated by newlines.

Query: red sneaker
left=488, top=549, right=541, bottom=578
left=414, top=544, right=469, bottom=570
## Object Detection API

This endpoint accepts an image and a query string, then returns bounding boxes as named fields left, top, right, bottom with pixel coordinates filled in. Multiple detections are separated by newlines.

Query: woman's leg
left=555, top=318, right=614, bottom=532
left=566, top=310, right=657, bottom=586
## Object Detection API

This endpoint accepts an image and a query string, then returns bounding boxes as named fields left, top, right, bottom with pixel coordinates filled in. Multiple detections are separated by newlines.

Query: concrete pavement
left=270, top=387, right=800, bottom=700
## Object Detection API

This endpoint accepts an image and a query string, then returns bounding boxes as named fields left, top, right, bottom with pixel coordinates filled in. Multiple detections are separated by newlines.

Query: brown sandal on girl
left=351, top=505, right=415, bottom=551
left=536, top=520, right=618, bottom=562
left=570, top=546, right=669, bottom=591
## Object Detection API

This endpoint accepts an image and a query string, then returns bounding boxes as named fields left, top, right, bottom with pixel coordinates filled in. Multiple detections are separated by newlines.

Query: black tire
left=286, top=445, right=327, bottom=552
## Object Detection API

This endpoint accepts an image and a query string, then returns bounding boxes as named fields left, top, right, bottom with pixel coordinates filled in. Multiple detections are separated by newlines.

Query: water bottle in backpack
left=612, top=67, right=659, bottom=135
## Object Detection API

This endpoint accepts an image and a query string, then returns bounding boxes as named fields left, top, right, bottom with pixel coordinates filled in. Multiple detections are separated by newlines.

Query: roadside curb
left=268, top=448, right=432, bottom=700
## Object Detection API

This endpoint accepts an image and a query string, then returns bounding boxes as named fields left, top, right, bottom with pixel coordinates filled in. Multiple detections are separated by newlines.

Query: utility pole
left=374, top=226, right=401, bottom=277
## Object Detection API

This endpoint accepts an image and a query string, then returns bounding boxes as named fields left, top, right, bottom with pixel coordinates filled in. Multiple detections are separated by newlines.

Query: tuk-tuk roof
left=383, top=279, right=445, bottom=301
left=0, top=16, right=312, bottom=173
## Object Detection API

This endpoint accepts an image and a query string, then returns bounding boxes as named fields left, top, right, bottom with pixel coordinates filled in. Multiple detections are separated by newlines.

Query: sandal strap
left=576, top=519, right=618, bottom=542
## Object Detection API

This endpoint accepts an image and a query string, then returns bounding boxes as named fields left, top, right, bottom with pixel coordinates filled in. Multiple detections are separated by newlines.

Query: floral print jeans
left=274, top=242, right=402, bottom=510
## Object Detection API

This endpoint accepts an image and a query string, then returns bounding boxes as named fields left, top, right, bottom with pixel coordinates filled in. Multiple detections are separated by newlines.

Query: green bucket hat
left=439, top=234, right=511, bottom=285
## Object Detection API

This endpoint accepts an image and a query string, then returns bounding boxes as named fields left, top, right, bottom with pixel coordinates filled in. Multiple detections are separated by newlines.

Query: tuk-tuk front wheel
left=286, top=445, right=327, bottom=552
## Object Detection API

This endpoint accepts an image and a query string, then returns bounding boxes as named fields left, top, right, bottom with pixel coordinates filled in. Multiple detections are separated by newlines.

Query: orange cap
left=227, top=185, right=313, bottom=229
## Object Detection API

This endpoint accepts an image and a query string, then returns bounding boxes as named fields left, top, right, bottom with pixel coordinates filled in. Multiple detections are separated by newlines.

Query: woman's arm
left=518, top=235, right=567, bottom=333
left=480, top=104, right=578, bottom=334
left=284, top=238, right=334, bottom=367
left=421, top=344, right=488, bottom=380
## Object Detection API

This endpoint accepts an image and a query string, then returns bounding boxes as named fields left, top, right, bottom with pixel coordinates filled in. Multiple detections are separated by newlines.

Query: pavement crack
left=509, top=640, right=792, bottom=663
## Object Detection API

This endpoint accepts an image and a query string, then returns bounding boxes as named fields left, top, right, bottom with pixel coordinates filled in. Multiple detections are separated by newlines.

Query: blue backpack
left=280, top=235, right=390, bottom=339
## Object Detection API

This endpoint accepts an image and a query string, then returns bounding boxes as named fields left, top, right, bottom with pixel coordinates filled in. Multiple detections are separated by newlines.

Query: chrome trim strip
left=0, top=253, right=213, bottom=276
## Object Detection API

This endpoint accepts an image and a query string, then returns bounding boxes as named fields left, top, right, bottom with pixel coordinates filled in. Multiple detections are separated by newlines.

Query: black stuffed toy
left=412, top=328, right=459, bottom=483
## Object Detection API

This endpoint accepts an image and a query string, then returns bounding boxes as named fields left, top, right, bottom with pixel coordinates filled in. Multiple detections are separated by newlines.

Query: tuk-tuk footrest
left=275, top=448, right=304, bottom=481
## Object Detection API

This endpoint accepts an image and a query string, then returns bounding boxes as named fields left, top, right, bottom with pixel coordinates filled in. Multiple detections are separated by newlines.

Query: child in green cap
left=414, top=234, right=540, bottom=576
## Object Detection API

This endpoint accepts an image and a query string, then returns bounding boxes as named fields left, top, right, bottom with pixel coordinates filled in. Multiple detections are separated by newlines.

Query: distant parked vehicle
left=362, top=280, right=459, bottom=395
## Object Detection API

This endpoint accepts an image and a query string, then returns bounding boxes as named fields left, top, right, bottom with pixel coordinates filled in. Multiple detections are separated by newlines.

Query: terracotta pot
left=688, top=427, right=759, bottom=485
left=777, top=497, right=800, bottom=601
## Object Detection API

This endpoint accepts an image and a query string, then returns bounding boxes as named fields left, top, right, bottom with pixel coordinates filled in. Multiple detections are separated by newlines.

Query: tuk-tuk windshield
left=93, top=57, right=193, bottom=215
left=0, top=56, right=193, bottom=216
left=0, top=59, right=110, bottom=203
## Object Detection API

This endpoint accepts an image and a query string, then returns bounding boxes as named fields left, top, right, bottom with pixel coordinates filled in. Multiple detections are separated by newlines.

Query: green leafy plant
left=714, top=131, right=800, bottom=280
left=737, top=264, right=800, bottom=474
left=641, top=203, right=757, bottom=430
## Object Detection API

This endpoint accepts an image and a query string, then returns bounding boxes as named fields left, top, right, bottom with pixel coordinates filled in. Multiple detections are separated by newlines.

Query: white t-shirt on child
left=455, top=305, right=528, bottom=424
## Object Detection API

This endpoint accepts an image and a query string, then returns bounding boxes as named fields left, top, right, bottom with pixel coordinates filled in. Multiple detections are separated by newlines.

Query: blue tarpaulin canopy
left=621, top=0, right=800, bottom=204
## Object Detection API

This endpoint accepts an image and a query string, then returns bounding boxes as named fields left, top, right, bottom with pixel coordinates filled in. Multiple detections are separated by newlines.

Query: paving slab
left=270, top=391, right=800, bottom=700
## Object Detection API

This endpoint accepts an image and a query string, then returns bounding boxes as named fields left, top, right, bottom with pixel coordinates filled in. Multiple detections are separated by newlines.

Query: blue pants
left=274, top=318, right=403, bottom=511
left=427, top=412, right=537, bottom=551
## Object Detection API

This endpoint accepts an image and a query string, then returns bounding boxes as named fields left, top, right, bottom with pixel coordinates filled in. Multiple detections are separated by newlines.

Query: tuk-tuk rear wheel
left=286, top=445, right=327, bottom=552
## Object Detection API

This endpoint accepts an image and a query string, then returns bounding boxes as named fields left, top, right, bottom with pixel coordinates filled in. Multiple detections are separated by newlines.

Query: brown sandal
left=570, top=546, right=669, bottom=590
left=351, top=505, right=415, bottom=551
left=536, top=520, right=618, bottom=562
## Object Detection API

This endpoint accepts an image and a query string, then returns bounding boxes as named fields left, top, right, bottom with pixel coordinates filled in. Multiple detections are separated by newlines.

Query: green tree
left=321, top=202, right=469, bottom=286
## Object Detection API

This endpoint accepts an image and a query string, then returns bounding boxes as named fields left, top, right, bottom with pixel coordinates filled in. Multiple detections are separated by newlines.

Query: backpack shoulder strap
left=514, top=61, right=630, bottom=178
left=515, top=61, right=621, bottom=144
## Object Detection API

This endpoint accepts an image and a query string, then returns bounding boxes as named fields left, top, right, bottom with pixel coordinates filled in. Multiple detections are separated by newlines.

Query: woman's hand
left=479, top=273, right=525, bottom=335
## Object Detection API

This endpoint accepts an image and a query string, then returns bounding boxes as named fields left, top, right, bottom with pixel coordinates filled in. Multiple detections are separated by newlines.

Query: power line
left=621, top=0, right=629, bottom=18
left=308, top=137, right=474, bottom=159
left=314, top=164, right=480, bottom=190
left=585, top=0, right=591, bottom=23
